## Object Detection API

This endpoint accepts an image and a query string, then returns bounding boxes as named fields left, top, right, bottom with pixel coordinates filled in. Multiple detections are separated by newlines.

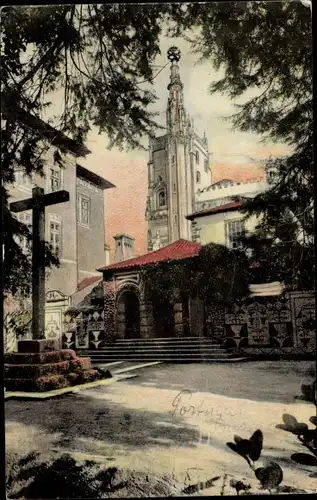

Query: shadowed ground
left=5, top=360, right=316, bottom=495
left=120, top=360, right=313, bottom=404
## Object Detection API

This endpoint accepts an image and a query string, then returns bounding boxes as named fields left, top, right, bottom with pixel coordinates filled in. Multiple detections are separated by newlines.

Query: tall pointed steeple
left=146, top=46, right=212, bottom=251
left=166, top=46, right=186, bottom=135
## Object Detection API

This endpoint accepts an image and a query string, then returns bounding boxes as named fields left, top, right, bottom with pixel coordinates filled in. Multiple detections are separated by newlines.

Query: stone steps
left=110, top=337, right=221, bottom=344
left=88, top=346, right=227, bottom=352
left=79, top=337, right=247, bottom=363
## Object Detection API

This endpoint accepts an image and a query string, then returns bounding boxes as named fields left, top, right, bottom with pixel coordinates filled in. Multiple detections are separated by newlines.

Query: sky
left=46, top=27, right=288, bottom=262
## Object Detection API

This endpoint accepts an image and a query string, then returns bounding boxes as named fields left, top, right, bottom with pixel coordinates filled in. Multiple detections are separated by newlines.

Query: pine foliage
left=170, top=1, right=313, bottom=289
left=1, top=5, right=176, bottom=297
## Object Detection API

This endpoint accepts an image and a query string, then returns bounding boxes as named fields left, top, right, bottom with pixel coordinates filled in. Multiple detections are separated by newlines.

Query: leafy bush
left=276, top=413, right=317, bottom=471
left=6, top=452, right=124, bottom=499
left=226, top=429, right=283, bottom=494
left=141, top=242, right=250, bottom=307
left=6, top=452, right=181, bottom=498
left=4, top=309, right=32, bottom=340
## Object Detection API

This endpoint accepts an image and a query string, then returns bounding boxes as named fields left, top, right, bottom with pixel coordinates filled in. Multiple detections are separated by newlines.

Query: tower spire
left=167, top=46, right=182, bottom=87
left=166, top=46, right=185, bottom=134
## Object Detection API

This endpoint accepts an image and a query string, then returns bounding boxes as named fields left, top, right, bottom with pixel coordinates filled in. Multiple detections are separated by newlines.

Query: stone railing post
left=140, top=302, right=154, bottom=339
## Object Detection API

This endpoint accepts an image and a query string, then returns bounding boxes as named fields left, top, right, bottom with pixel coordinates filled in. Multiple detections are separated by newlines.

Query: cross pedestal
left=5, top=187, right=104, bottom=391
left=10, top=186, right=69, bottom=341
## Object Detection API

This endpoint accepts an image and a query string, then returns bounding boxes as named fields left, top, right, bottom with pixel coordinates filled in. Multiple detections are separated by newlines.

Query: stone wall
left=62, top=310, right=106, bottom=350
left=103, top=280, right=116, bottom=342
left=206, top=291, right=316, bottom=356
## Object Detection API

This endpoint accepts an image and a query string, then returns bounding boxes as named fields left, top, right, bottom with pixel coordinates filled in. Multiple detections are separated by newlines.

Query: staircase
left=80, top=337, right=248, bottom=363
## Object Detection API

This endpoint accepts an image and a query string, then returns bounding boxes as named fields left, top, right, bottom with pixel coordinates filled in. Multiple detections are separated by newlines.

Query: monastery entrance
left=116, top=290, right=141, bottom=339
left=152, top=298, right=175, bottom=337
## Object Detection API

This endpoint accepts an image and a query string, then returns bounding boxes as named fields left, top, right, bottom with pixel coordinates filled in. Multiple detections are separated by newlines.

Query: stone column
left=189, top=297, right=205, bottom=337
left=173, top=302, right=184, bottom=337
left=140, top=302, right=154, bottom=339
left=103, top=281, right=116, bottom=343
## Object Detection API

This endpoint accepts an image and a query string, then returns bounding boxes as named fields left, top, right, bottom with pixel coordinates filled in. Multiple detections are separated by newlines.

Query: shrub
left=277, top=413, right=317, bottom=470
left=6, top=452, right=181, bottom=499
left=6, top=452, right=123, bottom=499
left=226, top=429, right=283, bottom=493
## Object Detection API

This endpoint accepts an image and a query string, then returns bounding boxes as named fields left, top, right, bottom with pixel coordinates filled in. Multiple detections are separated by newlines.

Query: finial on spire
left=167, top=46, right=181, bottom=64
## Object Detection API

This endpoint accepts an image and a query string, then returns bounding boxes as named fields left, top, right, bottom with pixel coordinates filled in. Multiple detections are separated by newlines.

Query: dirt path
left=5, top=375, right=316, bottom=494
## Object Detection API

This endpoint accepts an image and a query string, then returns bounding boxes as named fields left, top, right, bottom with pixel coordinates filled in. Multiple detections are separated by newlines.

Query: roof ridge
left=97, top=239, right=201, bottom=273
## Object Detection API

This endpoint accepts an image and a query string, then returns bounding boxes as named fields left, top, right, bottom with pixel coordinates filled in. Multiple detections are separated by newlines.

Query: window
left=77, top=195, right=90, bottom=226
left=195, top=150, right=199, bottom=164
left=158, top=190, right=166, bottom=208
left=50, top=167, right=61, bottom=192
left=196, top=171, right=201, bottom=184
left=226, top=220, right=245, bottom=249
left=173, top=183, right=177, bottom=193
left=172, top=154, right=175, bottom=164
left=50, top=220, right=61, bottom=257
left=204, top=159, right=209, bottom=173
left=174, top=214, right=178, bottom=225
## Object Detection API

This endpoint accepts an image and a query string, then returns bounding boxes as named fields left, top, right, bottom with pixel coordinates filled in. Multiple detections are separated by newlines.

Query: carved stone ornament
left=46, top=290, right=66, bottom=301
left=149, top=211, right=168, bottom=221
left=153, top=176, right=166, bottom=191
left=167, top=46, right=181, bottom=63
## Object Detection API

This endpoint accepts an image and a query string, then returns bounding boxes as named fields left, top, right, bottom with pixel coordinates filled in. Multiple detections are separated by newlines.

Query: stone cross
left=10, top=187, right=69, bottom=340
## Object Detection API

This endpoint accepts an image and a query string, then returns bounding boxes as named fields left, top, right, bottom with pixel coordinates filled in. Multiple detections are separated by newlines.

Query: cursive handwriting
left=170, top=389, right=250, bottom=433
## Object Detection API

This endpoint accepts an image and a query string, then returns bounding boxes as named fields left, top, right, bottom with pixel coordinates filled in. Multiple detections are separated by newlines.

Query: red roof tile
left=98, top=239, right=201, bottom=273
left=77, top=275, right=101, bottom=291
left=186, top=201, right=241, bottom=220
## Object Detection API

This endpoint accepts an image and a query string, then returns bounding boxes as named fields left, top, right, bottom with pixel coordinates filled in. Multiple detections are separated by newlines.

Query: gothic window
left=50, top=167, right=61, bottom=192
left=204, top=159, right=209, bottom=172
left=50, top=220, right=62, bottom=257
left=172, top=155, right=175, bottom=164
left=226, top=220, right=245, bottom=249
left=158, top=190, right=166, bottom=208
left=196, top=171, right=201, bottom=184
left=173, top=183, right=177, bottom=193
left=174, top=214, right=178, bottom=225
left=195, top=150, right=199, bottom=164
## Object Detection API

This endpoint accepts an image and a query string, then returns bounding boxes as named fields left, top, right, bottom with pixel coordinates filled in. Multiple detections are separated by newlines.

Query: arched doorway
left=116, top=289, right=141, bottom=339
left=152, top=297, right=175, bottom=338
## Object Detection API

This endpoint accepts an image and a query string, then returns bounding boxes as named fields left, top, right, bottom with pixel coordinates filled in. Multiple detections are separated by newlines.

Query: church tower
left=146, top=47, right=211, bottom=251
